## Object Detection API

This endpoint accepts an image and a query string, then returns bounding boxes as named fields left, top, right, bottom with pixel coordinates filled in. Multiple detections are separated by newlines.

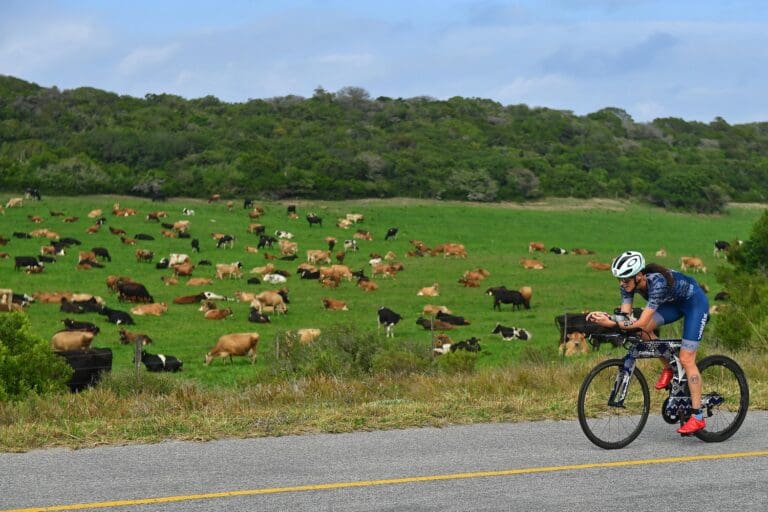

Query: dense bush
left=0, top=313, right=72, bottom=401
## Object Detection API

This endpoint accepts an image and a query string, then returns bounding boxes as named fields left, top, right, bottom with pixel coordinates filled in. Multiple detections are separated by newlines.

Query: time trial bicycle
left=577, top=329, right=749, bottom=449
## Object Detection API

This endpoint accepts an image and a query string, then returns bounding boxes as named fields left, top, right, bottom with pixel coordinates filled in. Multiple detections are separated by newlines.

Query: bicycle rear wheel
left=694, top=355, right=749, bottom=442
left=578, top=359, right=650, bottom=449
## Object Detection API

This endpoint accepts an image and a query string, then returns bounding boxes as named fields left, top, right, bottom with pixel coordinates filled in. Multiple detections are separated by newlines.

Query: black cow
left=247, top=277, right=261, bottom=285
left=257, top=235, right=277, bottom=249
left=492, top=323, right=532, bottom=341
left=24, top=187, right=42, bottom=200
left=286, top=204, right=297, bottom=214
left=92, top=247, right=112, bottom=262
left=59, top=237, right=82, bottom=246
left=62, top=319, right=100, bottom=334
left=12, top=232, right=32, bottom=239
left=117, top=282, right=153, bottom=303
left=178, top=232, right=191, bottom=239
left=12, top=293, right=34, bottom=307
left=486, top=287, right=529, bottom=310
left=155, top=257, right=170, bottom=269
left=216, top=235, right=235, bottom=249
left=56, top=348, right=112, bottom=392
left=73, top=297, right=105, bottom=313
left=197, top=259, right=212, bottom=266
left=136, top=350, right=183, bottom=372
left=714, top=240, right=731, bottom=258
left=436, top=311, right=471, bottom=325
left=248, top=308, right=271, bottom=323
left=385, top=227, right=399, bottom=240
left=327, top=239, right=336, bottom=251
left=299, top=268, right=320, bottom=279
left=135, top=233, right=155, bottom=241
left=161, top=222, right=174, bottom=229
left=243, top=198, right=254, bottom=209
left=191, top=238, right=200, bottom=253
left=14, top=256, right=42, bottom=271
left=306, top=213, right=322, bottom=227
left=59, top=298, right=85, bottom=314
left=451, top=337, right=482, bottom=352
left=38, top=255, right=56, bottom=264
left=99, top=306, right=134, bottom=325
left=377, top=307, right=403, bottom=337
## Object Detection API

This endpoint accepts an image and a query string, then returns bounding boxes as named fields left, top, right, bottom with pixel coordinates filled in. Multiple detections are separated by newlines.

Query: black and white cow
left=713, top=240, right=731, bottom=258
left=248, top=308, right=271, bottom=323
left=62, top=318, right=100, bottom=334
left=344, top=239, right=359, bottom=252
left=550, top=247, right=568, bottom=255
left=14, top=256, right=42, bottom=271
left=491, top=323, right=532, bottom=341
left=99, top=306, right=135, bottom=325
left=136, top=350, right=183, bottom=372
left=306, top=213, right=322, bottom=227
left=216, top=235, right=236, bottom=249
left=384, top=227, right=399, bottom=241
left=451, top=337, right=482, bottom=352
left=377, top=307, right=403, bottom=338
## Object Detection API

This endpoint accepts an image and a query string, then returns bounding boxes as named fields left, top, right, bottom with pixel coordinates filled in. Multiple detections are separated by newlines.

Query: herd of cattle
left=0, top=192, right=738, bottom=390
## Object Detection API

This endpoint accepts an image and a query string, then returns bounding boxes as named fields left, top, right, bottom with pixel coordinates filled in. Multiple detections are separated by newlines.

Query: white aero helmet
left=611, top=251, right=645, bottom=278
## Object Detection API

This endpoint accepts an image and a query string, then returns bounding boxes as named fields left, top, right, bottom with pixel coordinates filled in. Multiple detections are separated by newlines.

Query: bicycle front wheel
left=694, top=355, right=749, bottom=442
left=578, top=359, right=650, bottom=449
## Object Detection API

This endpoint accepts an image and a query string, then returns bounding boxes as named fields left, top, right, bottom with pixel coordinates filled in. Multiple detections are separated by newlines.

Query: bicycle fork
left=608, top=354, right=636, bottom=407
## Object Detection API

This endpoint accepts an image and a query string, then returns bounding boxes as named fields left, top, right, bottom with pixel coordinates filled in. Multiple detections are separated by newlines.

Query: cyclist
left=586, top=250, right=710, bottom=435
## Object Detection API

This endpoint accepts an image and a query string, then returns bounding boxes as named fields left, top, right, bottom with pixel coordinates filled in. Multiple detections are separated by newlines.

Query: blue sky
left=1, top=0, right=766, bottom=123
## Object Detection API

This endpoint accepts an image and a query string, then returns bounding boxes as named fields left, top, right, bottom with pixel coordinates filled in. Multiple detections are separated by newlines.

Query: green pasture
left=0, top=195, right=762, bottom=386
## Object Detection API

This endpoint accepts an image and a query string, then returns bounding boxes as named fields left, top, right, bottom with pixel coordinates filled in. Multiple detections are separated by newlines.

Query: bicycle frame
left=605, top=336, right=723, bottom=421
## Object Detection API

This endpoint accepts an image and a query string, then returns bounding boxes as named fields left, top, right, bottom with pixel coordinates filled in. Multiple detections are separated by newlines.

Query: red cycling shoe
left=677, top=415, right=706, bottom=435
left=654, top=367, right=674, bottom=390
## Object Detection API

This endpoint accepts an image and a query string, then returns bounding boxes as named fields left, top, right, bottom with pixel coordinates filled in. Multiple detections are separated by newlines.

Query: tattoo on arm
left=690, top=375, right=700, bottom=384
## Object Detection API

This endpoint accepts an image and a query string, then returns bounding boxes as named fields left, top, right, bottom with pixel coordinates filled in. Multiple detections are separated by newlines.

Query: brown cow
left=321, top=297, right=348, bottom=311
left=130, top=302, right=168, bottom=316
left=204, top=332, right=259, bottom=365
left=520, top=258, right=545, bottom=270
left=528, top=241, right=545, bottom=253
left=417, top=283, right=440, bottom=296
left=680, top=256, right=707, bottom=273
left=587, top=261, right=611, bottom=271
left=51, top=330, right=95, bottom=351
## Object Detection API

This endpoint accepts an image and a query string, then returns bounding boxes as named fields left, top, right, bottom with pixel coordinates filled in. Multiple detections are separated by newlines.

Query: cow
left=306, top=213, right=322, bottom=227
left=118, top=329, right=152, bottom=345
left=528, top=241, right=545, bottom=253
left=204, top=306, right=233, bottom=320
left=384, top=227, right=398, bottom=241
left=263, top=273, right=288, bottom=284
left=357, top=278, right=378, bottom=292
left=422, top=304, right=452, bottom=317
left=520, top=258, right=544, bottom=270
left=62, top=319, right=100, bottom=334
left=182, top=207, right=195, bottom=216
left=713, top=240, right=731, bottom=258
left=275, top=230, right=294, bottom=240
left=135, top=233, right=155, bottom=241
left=117, top=282, right=154, bottom=303
left=322, top=298, right=348, bottom=311
left=550, top=247, right=568, bottom=255
left=135, top=249, right=154, bottom=263
left=486, top=286, right=530, bottom=311
left=251, top=290, right=288, bottom=314
left=51, top=330, right=95, bottom=351
left=377, top=307, right=403, bottom=338
left=215, top=261, right=243, bottom=279
left=173, top=262, right=195, bottom=277
left=24, top=187, right=42, bottom=200
left=5, top=197, right=23, bottom=208
left=248, top=308, right=271, bottom=323
left=257, top=235, right=277, bottom=249
left=491, top=323, right=532, bottom=341
left=417, top=283, right=440, bottom=297
left=100, top=307, right=135, bottom=325
left=169, top=253, right=190, bottom=266
left=14, top=256, right=42, bottom=271
left=345, top=213, right=364, bottom=223
left=588, top=261, right=611, bottom=271
left=559, top=332, right=591, bottom=357
left=279, top=239, right=298, bottom=257
left=655, top=247, right=668, bottom=258
left=436, top=311, right=471, bottom=326
left=572, top=248, right=595, bottom=255
left=136, top=350, right=183, bottom=372
left=130, top=302, right=168, bottom=316
left=343, top=239, right=359, bottom=252
left=680, top=256, right=707, bottom=273
left=446, top=337, right=482, bottom=354
left=55, top=348, right=112, bottom=392
left=204, top=333, right=260, bottom=365
left=92, top=247, right=112, bottom=262
left=415, top=317, right=454, bottom=331
left=216, top=235, right=236, bottom=249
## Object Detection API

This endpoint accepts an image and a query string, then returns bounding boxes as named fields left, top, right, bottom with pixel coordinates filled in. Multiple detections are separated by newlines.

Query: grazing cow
left=136, top=350, right=183, bottom=372
left=247, top=223, right=266, bottom=234
left=321, top=297, right=348, bottom=311
left=587, top=260, right=611, bottom=271
left=491, top=323, right=532, bottom=341
left=384, top=227, right=398, bottom=241
left=257, top=235, right=277, bottom=249
left=343, top=239, right=359, bottom=252
left=417, top=283, right=440, bottom=297
left=306, top=213, right=323, bottom=227
left=130, top=302, right=168, bottom=316
left=62, top=319, right=100, bottom=334
left=713, top=240, right=731, bottom=258
left=215, top=261, right=243, bottom=279
left=559, top=332, right=591, bottom=357
left=680, top=256, right=707, bottom=273
left=528, top=241, right=545, bottom=253
left=436, top=311, right=471, bottom=325
left=520, top=258, right=544, bottom=270
left=415, top=317, right=454, bottom=331
left=92, top=247, right=112, bottom=262
left=117, top=282, right=154, bottom=303
left=24, top=187, right=42, bottom=200
left=216, top=235, right=236, bottom=249
left=486, top=287, right=530, bottom=310
left=135, top=249, right=154, bottom=263
left=100, top=307, right=135, bottom=325
left=550, top=247, right=568, bottom=255
left=14, top=256, right=42, bottom=271
left=118, top=329, right=152, bottom=345
left=51, top=330, right=95, bottom=351
left=204, top=332, right=260, bottom=365
left=56, top=348, right=112, bottom=392
left=377, top=307, right=402, bottom=337
left=6, top=197, right=23, bottom=208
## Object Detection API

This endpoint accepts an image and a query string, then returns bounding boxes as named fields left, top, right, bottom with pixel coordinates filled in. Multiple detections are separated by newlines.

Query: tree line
left=2, top=75, right=768, bottom=212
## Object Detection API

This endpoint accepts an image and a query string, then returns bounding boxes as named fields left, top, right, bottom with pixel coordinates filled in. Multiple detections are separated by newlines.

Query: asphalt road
left=1, top=411, right=766, bottom=512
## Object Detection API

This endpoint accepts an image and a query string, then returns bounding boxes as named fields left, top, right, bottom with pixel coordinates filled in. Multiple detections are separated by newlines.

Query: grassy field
left=0, top=195, right=762, bottom=383
left=1, top=195, right=766, bottom=450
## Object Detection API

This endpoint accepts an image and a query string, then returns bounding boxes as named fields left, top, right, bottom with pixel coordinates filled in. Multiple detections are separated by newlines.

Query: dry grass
left=2, top=351, right=765, bottom=452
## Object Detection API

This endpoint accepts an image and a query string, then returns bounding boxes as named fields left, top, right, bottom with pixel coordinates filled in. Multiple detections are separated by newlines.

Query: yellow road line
left=4, top=450, right=767, bottom=512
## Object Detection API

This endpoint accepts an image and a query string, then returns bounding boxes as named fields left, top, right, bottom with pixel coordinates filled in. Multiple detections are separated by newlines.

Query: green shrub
left=434, top=350, right=478, bottom=374
left=0, top=313, right=72, bottom=401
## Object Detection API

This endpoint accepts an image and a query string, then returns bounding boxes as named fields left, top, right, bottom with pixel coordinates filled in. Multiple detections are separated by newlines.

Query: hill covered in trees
left=1, top=75, right=767, bottom=212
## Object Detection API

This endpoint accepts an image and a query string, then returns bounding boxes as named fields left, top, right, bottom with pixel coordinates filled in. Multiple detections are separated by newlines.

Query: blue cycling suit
left=620, top=270, right=709, bottom=351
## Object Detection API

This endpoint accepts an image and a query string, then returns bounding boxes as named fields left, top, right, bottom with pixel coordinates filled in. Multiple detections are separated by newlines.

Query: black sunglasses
left=619, top=277, right=635, bottom=284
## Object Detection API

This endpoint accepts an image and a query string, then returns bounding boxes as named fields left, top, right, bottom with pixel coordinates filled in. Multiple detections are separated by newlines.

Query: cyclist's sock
left=693, top=408, right=703, bottom=420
